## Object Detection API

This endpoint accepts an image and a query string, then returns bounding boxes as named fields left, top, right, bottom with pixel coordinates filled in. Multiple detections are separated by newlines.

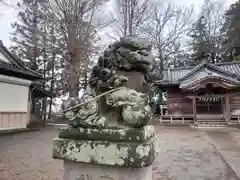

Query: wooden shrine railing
left=156, top=114, right=240, bottom=125
left=230, top=115, right=240, bottom=124
left=159, top=114, right=194, bottom=124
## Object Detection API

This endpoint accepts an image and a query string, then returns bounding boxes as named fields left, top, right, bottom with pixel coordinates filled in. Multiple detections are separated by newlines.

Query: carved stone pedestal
left=63, top=161, right=152, bottom=180
left=52, top=125, right=158, bottom=180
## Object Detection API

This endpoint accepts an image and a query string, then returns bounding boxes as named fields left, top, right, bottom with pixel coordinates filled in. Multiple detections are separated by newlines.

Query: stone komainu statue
left=62, top=37, right=155, bottom=128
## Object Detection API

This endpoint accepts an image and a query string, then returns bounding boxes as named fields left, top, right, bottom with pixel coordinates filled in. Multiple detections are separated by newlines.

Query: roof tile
left=0, top=61, right=41, bottom=80
left=161, top=61, right=240, bottom=84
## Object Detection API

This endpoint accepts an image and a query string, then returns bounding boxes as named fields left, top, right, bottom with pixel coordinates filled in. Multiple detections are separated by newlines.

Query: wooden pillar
left=0, top=113, right=2, bottom=128
left=160, top=105, right=163, bottom=116
left=159, top=115, right=162, bottom=123
left=192, top=97, right=197, bottom=124
left=226, top=96, right=230, bottom=124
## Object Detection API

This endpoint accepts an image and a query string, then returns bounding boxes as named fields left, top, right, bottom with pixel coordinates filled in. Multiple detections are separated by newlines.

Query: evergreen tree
left=10, top=0, right=59, bottom=120
left=189, top=15, right=209, bottom=65
left=10, top=0, right=46, bottom=70
left=222, top=0, right=240, bottom=61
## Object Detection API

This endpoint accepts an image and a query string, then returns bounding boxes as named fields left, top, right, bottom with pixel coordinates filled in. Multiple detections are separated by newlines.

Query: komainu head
left=89, top=36, right=155, bottom=92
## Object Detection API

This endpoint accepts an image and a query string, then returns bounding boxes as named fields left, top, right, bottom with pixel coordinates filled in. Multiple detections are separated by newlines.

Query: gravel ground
left=0, top=127, right=63, bottom=180
left=153, top=126, right=239, bottom=180
left=0, top=126, right=239, bottom=180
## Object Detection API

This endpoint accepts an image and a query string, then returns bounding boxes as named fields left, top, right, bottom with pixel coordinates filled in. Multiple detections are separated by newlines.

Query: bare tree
left=200, top=0, right=226, bottom=62
left=43, top=0, right=110, bottom=96
left=110, top=0, right=151, bottom=37
left=189, top=0, right=227, bottom=65
left=143, top=3, right=193, bottom=73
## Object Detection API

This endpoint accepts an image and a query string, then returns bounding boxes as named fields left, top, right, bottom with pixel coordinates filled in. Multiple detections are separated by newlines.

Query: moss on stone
left=52, top=137, right=158, bottom=168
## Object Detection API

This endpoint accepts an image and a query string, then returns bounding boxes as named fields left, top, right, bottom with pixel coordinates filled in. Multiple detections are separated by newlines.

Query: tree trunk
left=123, top=0, right=128, bottom=37
left=48, top=26, right=56, bottom=120
left=69, top=74, right=79, bottom=97
left=68, top=54, right=80, bottom=97
left=42, top=98, right=47, bottom=124
left=48, top=96, right=53, bottom=120
left=31, top=97, right=36, bottom=113
left=128, top=0, right=134, bottom=36
left=158, top=49, right=164, bottom=75
left=42, top=23, right=47, bottom=124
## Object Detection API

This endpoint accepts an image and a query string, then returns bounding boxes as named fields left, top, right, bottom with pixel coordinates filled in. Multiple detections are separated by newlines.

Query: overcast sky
left=0, top=0, right=237, bottom=47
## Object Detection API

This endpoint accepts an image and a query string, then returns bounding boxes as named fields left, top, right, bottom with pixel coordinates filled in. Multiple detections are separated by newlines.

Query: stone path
left=206, top=129, right=240, bottom=179
left=0, top=126, right=239, bottom=180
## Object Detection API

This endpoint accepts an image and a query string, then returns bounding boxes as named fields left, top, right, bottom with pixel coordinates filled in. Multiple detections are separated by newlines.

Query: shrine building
left=155, top=60, right=240, bottom=126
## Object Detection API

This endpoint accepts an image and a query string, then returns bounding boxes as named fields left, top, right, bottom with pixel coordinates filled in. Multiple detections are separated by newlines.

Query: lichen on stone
left=144, top=126, right=155, bottom=139
left=53, top=137, right=158, bottom=168
left=54, top=138, right=130, bottom=166
left=136, top=145, right=151, bottom=158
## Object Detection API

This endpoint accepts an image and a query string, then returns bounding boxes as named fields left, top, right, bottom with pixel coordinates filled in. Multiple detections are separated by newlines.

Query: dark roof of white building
left=0, top=40, right=43, bottom=80
left=0, top=40, right=53, bottom=97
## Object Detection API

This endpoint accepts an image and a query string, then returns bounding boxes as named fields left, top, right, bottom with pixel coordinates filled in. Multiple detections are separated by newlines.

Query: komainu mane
left=61, top=37, right=155, bottom=128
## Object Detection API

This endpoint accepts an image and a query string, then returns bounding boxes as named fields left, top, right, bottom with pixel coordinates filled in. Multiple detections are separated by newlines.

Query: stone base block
left=53, top=136, right=158, bottom=168
left=63, top=160, right=152, bottom=180
left=58, top=125, right=155, bottom=141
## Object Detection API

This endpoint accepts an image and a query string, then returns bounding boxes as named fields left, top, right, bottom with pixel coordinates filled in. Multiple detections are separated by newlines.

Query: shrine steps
left=194, top=119, right=228, bottom=128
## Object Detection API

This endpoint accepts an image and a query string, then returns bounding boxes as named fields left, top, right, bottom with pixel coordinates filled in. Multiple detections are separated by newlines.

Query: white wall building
left=0, top=41, right=50, bottom=130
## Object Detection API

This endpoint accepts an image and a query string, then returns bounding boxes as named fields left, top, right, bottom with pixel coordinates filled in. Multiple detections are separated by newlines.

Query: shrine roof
left=155, top=61, right=240, bottom=87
